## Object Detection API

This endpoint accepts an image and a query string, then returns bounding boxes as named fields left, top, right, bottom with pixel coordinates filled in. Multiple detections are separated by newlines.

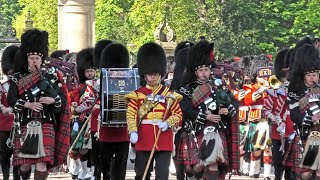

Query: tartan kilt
left=175, top=130, right=229, bottom=166
left=175, top=132, right=201, bottom=165
left=13, top=123, right=55, bottom=166
left=283, top=136, right=301, bottom=167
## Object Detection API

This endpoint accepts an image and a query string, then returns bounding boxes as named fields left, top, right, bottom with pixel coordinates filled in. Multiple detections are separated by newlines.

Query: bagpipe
left=212, top=63, right=243, bottom=91
left=298, top=85, right=320, bottom=170
left=190, top=78, right=234, bottom=167
left=43, top=57, right=80, bottom=91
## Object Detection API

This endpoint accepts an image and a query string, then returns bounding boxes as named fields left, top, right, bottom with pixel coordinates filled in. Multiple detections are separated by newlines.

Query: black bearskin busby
left=249, top=54, right=273, bottom=81
left=99, top=43, right=129, bottom=68
left=183, top=39, right=214, bottom=84
left=1, top=45, right=19, bottom=75
left=171, top=46, right=190, bottom=90
left=288, top=44, right=320, bottom=93
left=174, top=41, right=193, bottom=60
left=50, top=50, right=68, bottom=60
left=76, top=48, right=94, bottom=83
left=94, top=39, right=113, bottom=68
left=274, top=49, right=289, bottom=82
left=16, top=29, right=49, bottom=74
left=137, top=42, right=167, bottom=78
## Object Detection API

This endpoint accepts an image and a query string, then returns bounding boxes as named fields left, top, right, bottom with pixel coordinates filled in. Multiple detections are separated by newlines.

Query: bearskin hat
left=274, top=49, right=289, bottom=81
left=171, top=47, right=190, bottom=90
left=174, top=41, right=193, bottom=60
left=99, top=43, right=129, bottom=68
left=187, top=39, right=214, bottom=72
left=249, top=54, right=273, bottom=78
left=295, top=36, right=313, bottom=48
left=94, top=39, right=113, bottom=68
left=288, top=44, right=320, bottom=93
left=16, top=29, right=48, bottom=74
left=240, top=55, right=254, bottom=77
left=50, top=50, right=68, bottom=60
left=76, top=48, right=94, bottom=83
left=137, top=42, right=166, bottom=78
left=1, top=45, right=19, bottom=75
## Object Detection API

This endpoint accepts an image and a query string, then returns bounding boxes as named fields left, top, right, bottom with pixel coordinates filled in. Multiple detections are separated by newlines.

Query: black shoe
left=264, top=177, right=271, bottom=180
left=243, top=172, right=249, bottom=176
left=250, top=174, right=260, bottom=178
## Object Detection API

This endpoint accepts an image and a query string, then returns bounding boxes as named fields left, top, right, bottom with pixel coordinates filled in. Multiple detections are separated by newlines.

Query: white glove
left=158, top=121, right=169, bottom=132
left=130, top=132, right=138, bottom=144
left=72, top=122, right=79, bottom=131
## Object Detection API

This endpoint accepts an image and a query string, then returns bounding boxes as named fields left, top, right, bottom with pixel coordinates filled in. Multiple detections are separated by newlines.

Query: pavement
left=2, top=171, right=275, bottom=180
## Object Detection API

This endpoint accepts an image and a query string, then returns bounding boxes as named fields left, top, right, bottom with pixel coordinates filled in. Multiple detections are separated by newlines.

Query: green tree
left=0, top=0, right=21, bottom=48
left=12, top=0, right=58, bottom=51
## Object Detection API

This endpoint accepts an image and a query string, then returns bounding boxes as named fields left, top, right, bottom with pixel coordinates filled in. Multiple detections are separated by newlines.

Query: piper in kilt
left=170, top=41, right=194, bottom=180
left=178, top=39, right=236, bottom=180
left=7, top=29, right=70, bottom=180
left=288, top=43, right=320, bottom=180
left=0, top=45, right=20, bottom=180
left=125, top=42, right=183, bottom=180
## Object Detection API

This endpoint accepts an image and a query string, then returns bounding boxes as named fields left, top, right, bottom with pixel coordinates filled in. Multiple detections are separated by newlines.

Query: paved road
left=2, top=172, right=274, bottom=180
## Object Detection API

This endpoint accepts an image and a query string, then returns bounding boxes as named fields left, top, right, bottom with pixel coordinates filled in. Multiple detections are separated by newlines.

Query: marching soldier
left=69, top=48, right=96, bottom=180
left=288, top=44, right=320, bottom=180
left=178, top=39, right=236, bottom=179
left=263, top=49, right=289, bottom=180
left=98, top=43, right=131, bottom=180
left=0, top=45, right=21, bottom=180
left=7, top=29, right=70, bottom=180
left=125, top=42, right=183, bottom=180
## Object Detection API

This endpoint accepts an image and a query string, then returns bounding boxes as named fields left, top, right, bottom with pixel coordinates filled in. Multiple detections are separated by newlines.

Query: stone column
left=58, top=0, right=95, bottom=52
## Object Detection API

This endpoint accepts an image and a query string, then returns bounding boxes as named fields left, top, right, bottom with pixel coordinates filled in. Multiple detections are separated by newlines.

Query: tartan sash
left=191, top=83, right=212, bottom=108
left=53, top=71, right=71, bottom=167
left=299, top=87, right=320, bottom=113
left=18, top=71, right=41, bottom=95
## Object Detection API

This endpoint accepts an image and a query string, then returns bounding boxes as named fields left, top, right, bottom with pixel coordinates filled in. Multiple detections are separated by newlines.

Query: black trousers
left=272, top=139, right=284, bottom=180
left=99, top=141, right=129, bottom=180
left=90, top=132, right=101, bottom=179
left=135, top=151, right=171, bottom=180
left=0, top=131, right=20, bottom=180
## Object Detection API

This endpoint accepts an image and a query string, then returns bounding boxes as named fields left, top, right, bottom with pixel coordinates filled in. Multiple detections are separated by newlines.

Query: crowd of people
left=0, top=28, right=320, bottom=180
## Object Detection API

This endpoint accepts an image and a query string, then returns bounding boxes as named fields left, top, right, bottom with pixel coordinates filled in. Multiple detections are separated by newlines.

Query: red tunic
left=99, top=126, right=129, bottom=142
left=264, top=89, right=281, bottom=140
left=243, top=84, right=266, bottom=122
left=126, top=85, right=182, bottom=151
left=0, top=92, right=14, bottom=131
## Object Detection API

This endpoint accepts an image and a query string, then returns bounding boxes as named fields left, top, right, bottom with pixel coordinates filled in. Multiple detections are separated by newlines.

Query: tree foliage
left=1, top=0, right=320, bottom=60
left=12, top=0, right=58, bottom=51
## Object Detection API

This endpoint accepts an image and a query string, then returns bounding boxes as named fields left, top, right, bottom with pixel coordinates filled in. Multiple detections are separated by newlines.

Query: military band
left=3, top=28, right=320, bottom=180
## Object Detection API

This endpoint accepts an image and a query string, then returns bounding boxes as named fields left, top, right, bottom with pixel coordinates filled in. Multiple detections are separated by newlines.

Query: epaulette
left=124, top=90, right=147, bottom=101
left=266, top=88, right=276, bottom=97
left=276, top=87, right=286, bottom=96
left=171, top=91, right=183, bottom=101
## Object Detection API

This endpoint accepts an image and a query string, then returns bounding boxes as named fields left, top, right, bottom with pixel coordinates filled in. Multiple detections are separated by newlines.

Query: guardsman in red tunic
left=69, top=48, right=96, bottom=180
left=126, top=42, right=182, bottom=180
left=0, top=45, right=20, bottom=180
left=98, top=43, right=131, bottom=180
